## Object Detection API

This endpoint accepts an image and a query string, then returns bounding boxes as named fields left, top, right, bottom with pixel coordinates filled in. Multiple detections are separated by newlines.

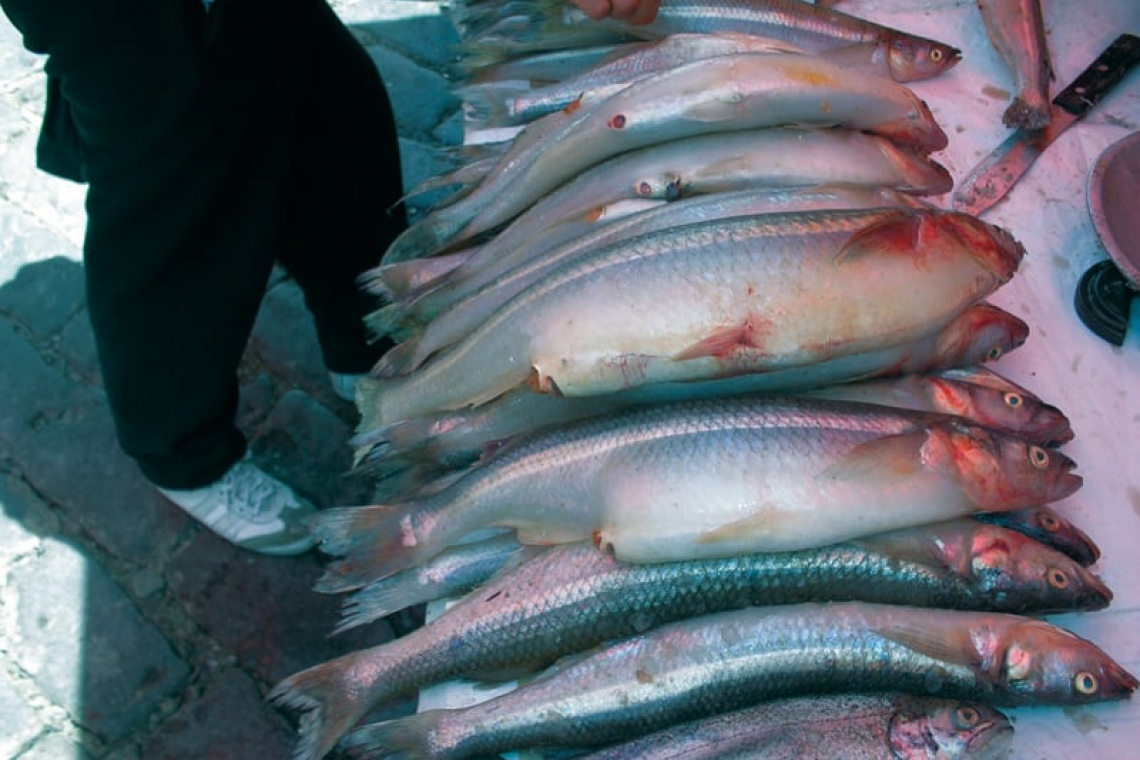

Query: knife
left=953, top=33, right=1140, bottom=216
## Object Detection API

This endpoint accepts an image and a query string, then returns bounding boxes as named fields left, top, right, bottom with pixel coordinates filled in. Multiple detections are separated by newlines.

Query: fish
left=460, top=32, right=807, bottom=127
left=314, top=395, right=1081, bottom=586
left=354, top=302, right=1029, bottom=485
left=977, top=0, right=1053, bottom=130
left=804, top=364, right=1073, bottom=446
left=338, top=602, right=1136, bottom=759
left=279, top=520, right=1105, bottom=760
left=575, top=693, right=1014, bottom=760
left=457, top=0, right=962, bottom=82
left=376, top=170, right=943, bottom=365
left=371, top=208, right=1021, bottom=426
left=381, top=52, right=948, bottom=262
left=975, top=505, right=1101, bottom=567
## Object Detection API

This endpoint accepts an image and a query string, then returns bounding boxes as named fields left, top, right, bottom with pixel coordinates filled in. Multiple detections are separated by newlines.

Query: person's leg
left=276, top=0, right=408, bottom=377
left=2, top=0, right=317, bottom=553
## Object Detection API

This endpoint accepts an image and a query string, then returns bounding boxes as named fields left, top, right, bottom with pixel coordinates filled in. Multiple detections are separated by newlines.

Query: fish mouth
left=1080, top=570, right=1114, bottom=610
left=1103, top=660, right=1140, bottom=698
left=968, top=719, right=1015, bottom=760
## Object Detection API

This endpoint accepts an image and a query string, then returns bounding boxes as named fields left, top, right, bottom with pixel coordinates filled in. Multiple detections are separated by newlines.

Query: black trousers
left=1, top=0, right=407, bottom=488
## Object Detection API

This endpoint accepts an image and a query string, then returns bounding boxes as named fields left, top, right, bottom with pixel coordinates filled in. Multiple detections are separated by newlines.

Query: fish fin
left=876, top=617, right=983, bottom=668
left=834, top=211, right=918, bottom=263
left=851, top=525, right=950, bottom=569
left=514, top=523, right=591, bottom=545
left=697, top=507, right=792, bottom=544
left=682, top=97, right=754, bottom=124
left=365, top=302, right=417, bottom=344
left=456, top=80, right=532, bottom=129
left=368, top=255, right=467, bottom=303
left=310, top=504, right=433, bottom=592
left=819, top=431, right=928, bottom=482
left=339, top=711, right=438, bottom=760
left=268, top=647, right=393, bottom=760
left=672, top=324, right=761, bottom=361
left=373, top=335, right=428, bottom=378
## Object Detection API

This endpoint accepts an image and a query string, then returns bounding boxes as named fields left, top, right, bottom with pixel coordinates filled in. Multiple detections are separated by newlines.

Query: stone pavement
left=0, top=2, right=463, bottom=758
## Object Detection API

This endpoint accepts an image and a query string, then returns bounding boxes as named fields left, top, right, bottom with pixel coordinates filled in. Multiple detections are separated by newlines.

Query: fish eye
left=1074, top=671, right=1099, bottom=695
left=987, top=346, right=1004, bottom=361
left=1027, top=445, right=1050, bottom=469
left=930, top=48, right=944, bottom=63
left=1003, top=392, right=1023, bottom=408
left=1038, top=512, right=1061, bottom=532
left=1047, top=568, right=1069, bottom=589
left=954, top=706, right=980, bottom=728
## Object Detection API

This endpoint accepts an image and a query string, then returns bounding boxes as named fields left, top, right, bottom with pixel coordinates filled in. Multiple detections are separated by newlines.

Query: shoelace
left=216, top=463, right=291, bottom=521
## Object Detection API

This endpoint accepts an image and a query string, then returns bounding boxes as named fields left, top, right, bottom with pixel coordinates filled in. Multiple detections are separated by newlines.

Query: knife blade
left=953, top=33, right=1140, bottom=216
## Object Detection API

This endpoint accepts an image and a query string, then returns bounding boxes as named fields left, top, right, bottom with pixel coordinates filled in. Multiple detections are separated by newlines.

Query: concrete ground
left=0, top=2, right=462, bottom=757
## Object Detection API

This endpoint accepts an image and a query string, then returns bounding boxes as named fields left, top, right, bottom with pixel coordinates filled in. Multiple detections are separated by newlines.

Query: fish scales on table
left=277, top=520, right=1107, bottom=759
left=338, top=602, right=1136, bottom=760
left=380, top=51, right=947, bottom=263
left=977, top=0, right=1053, bottom=130
left=576, top=693, right=1014, bottom=760
left=355, top=303, right=1032, bottom=487
left=454, top=0, right=961, bottom=82
left=370, top=208, right=1020, bottom=428
left=314, top=395, right=1081, bottom=588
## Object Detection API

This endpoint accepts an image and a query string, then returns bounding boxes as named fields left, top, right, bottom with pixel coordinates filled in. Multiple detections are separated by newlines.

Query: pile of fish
left=271, top=1, right=1133, bottom=759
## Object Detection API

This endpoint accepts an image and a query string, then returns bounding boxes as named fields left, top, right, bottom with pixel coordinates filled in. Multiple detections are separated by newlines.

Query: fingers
left=568, top=0, right=660, bottom=25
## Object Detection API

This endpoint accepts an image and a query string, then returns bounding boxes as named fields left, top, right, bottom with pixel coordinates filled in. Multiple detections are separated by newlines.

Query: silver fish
left=279, top=520, right=1105, bottom=760
left=315, top=396, right=1081, bottom=586
left=458, top=0, right=962, bottom=82
left=382, top=52, right=947, bottom=262
left=977, top=0, right=1053, bottom=130
left=355, top=302, right=1028, bottom=485
left=339, top=602, right=1136, bottom=759
left=372, top=208, right=1020, bottom=426
left=576, top=693, right=1014, bottom=760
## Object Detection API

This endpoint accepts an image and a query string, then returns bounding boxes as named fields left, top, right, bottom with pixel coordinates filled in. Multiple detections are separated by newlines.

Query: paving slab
left=5, top=537, right=190, bottom=743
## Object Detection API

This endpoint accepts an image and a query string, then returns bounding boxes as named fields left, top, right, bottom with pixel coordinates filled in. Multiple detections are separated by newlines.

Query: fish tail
left=335, top=576, right=423, bottom=634
left=383, top=215, right=466, bottom=265
left=340, top=712, right=440, bottom=760
left=310, top=503, right=436, bottom=590
left=1002, top=96, right=1051, bottom=131
left=372, top=335, right=428, bottom=378
left=457, top=81, right=529, bottom=129
left=365, top=302, right=417, bottom=344
left=269, top=648, right=395, bottom=760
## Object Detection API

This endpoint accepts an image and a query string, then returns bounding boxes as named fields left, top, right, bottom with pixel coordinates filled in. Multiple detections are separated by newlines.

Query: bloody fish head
left=934, top=212, right=1026, bottom=283
left=924, top=423, right=1082, bottom=511
left=933, top=304, right=1029, bottom=367
left=997, top=620, right=1139, bottom=705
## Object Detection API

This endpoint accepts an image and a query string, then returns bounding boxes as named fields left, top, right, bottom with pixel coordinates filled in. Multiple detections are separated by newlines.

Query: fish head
left=927, top=374, right=1074, bottom=447
left=931, top=304, right=1029, bottom=368
left=924, top=423, right=1082, bottom=511
left=888, top=697, right=1013, bottom=760
left=962, top=523, right=1112, bottom=612
left=932, top=212, right=1026, bottom=283
left=977, top=506, right=1102, bottom=567
left=886, top=37, right=962, bottom=82
left=997, top=620, right=1138, bottom=705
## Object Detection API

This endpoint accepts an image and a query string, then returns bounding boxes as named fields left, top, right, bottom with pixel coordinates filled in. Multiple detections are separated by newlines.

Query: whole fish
left=576, top=693, right=1014, bottom=760
left=280, top=521, right=1105, bottom=760
left=461, top=32, right=807, bottom=127
left=339, top=602, right=1136, bottom=759
left=976, top=505, right=1101, bottom=567
left=977, top=0, right=1053, bottom=130
left=354, top=303, right=1029, bottom=485
left=458, top=0, right=962, bottom=82
left=371, top=208, right=1020, bottom=426
left=382, top=52, right=947, bottom=262
left=377, top=173, right=942, bottom=365
left=315, top=396, right=1081, bottom=585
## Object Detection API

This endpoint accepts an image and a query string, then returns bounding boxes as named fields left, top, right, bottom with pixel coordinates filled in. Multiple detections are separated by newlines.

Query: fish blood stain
left=608, top=114, right=627, bottom=129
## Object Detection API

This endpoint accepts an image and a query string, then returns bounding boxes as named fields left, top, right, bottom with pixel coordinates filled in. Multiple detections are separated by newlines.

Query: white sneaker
left=157, top=455, right=317, bottom=556
left=329, top=371, right=365, bottom=403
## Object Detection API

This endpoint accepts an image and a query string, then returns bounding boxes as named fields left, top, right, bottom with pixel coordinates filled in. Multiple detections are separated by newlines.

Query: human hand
left=569, top=0, right=661, bottom=25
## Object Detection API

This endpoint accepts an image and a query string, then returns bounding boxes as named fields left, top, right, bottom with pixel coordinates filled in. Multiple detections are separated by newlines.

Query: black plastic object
left=1079, top=130, right=1140, bottom=345
left=1075, top=260, right=1135, bottom=346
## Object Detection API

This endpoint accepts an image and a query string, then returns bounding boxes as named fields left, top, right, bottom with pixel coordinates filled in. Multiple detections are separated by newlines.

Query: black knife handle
left=1053, top=33, right=1140, bottom=116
